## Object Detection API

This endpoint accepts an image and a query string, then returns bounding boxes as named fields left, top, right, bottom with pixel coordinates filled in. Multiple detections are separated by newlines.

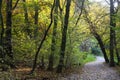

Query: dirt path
left=79, top=56, right=120, bottom=80
left=57, top=56, right=120, bottom=80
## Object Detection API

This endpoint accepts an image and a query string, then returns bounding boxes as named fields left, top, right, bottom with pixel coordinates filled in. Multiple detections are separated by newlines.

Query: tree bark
left=93, top=33, right=109, bottom=63
left=23, top=0, right=31, bottom=38
left=4, top=0, right=16, bottom=68
left=114, top=32, right=120, bottom=64
left=57, top=0, right=71, bottom=73
left=113, top=1, right=120, bottom=64
left=5, top=0, right=13, bottom=59
left=39, top=55, right=45, bottom=69
left=0, top=0, right=3, bottom=45
left=0, top=0, right=4, bottom=58
left=47, top=0, right=59, bottom=71
left=109, top=0, right=115, bottom=67
left=34, top=1, right=39, bottom=39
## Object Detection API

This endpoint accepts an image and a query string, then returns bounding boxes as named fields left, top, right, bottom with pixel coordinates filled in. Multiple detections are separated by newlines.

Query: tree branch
left=104, top=0, right=110, bottom=5
left=29, top=0, right=55, bottom=74
left=12, top=0, right=20, bottom=10
left=74, top=0, right=85, bottom=26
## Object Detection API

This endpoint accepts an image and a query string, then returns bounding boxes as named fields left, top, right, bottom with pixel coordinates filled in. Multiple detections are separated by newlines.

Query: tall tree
left=23, top=0, right=31, bottom=38
left=109, top=0, right=115, bottom=66
left=0, top=0, right=4, bottom=58
left=4, top=0, right=19, bottom=68
left=30, top=1, right=55, bottom=74
left=34, top=0, right=39, bottom=39
left=5, top=0, right=13, bottom=59
left=113, top=0, right=120, bottom=64
left=57, top=0, right=72, bottom=73
left=114, top=32, right=120, bottom=64
left=47, top=0, right=59, bottom=71
left=83, top=9, right=109, bottom=63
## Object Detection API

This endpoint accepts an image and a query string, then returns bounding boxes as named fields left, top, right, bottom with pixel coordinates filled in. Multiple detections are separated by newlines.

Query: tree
left=84, top=12, right=109, bottom=63
left=47, top=0, right=59, bottom=71
left=23, top=0, right=31, bottom=38
left=109, top=0, right=115, bottom=66
left=57, top=0, right=72, bottom=73
left=0, top=0, right=4, bottom=58
left=30, top=0, right=55, bottom=74
left=83, top=3, right=109, bottom=63
left=113, top=0, right=120, bottom=64
left=3, top=0, right=19, bottom=69
left=5, top=0, right=13, bottom=63
left=33, top=0, right=39, bottom=39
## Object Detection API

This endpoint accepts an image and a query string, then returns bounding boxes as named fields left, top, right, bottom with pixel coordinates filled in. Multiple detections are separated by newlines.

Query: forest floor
left=0, top=57, right=120, bottom=80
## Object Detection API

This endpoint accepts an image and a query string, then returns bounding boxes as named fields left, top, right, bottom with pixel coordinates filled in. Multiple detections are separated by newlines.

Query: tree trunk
left=47, top=0, right=59, bottom=71
left=5, top=0, right=13, bottom=59
left=0, top=0, right=3, bottom=45
left=23, top=0, right=31, bottom=38
left=83, top=9, right=109, bottom=63
left=29, top=1, right=55, bottom=74
left=113, top=1, right=120, bottom=64
left=115, top=38, right=120, bottom=64
left=39, top=55, right=45, bottom=69
left=0, top=0, right=4, bottom=58
left=94, top=33, right=109, bottom=63
left=109, top=0, right=115, bottom=67
left=57, top=0, right=71, bottom=73
left=114, top=29, right=120, bottom=64
left=34, top=1, right=39, bottom=39
left=5, top=0, right=16, bottom=68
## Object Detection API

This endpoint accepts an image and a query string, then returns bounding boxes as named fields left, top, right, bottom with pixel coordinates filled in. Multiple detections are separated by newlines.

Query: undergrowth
left=83, top=54, right=96, bottom=64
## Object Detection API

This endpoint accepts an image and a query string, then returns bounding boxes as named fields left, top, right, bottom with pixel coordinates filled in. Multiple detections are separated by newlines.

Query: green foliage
left=91, top=47, right=102, bottom=56
left=0, top=0, right=112, bottom=75
left=83, top=54, right=96, bottom=63
left=12, top=31, right=36, bottom=64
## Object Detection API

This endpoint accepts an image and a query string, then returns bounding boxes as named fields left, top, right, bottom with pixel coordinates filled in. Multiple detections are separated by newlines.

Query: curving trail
left=57, top=56, right=120, bottom=80
left=79, top=56, right=120, bottom=80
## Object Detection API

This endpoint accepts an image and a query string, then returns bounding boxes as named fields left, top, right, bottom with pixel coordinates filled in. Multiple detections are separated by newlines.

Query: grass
left=83, top=54, right=96, bottom=64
